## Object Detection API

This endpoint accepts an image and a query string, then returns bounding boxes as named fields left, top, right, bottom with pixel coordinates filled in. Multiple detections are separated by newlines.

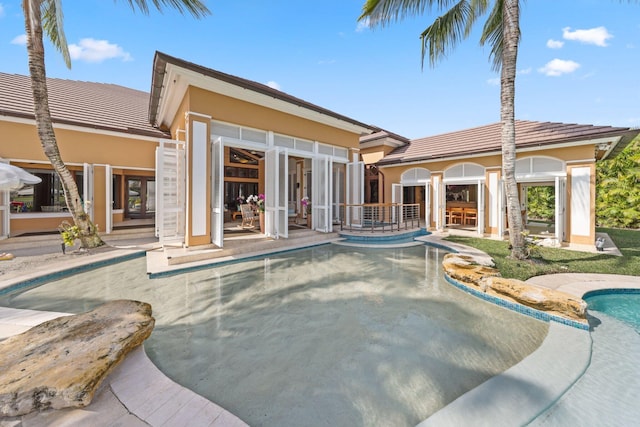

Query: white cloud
left=266, top=81, right=281, bottom=90
left=318, top=59, right=336, bottom=65
left=68, top=38, right=132, bottom=63
left=562, top=26, right=612, bottom=47
left=546, top=39, right=564, bottom=49
left=11, top=34, right=26, bottom=45
left=0, top=4, right=5, bottom=18
left=538, top=59, right=581, bottom=76
left=518, top=67, right=532, bottom=75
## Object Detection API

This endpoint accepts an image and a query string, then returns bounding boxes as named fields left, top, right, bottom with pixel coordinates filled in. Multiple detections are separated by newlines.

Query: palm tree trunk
left=23, top=1, right=104, bottom=248
left=501, top=0, right=526, bottom=259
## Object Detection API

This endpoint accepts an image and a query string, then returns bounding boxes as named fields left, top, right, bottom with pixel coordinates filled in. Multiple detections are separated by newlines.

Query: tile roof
left=379, top=120, right=639, bottom=164
left=0, top=72, right=168, bottom=138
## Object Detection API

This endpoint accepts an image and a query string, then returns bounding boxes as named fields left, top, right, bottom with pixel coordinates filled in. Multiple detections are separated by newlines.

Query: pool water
left=0, top=244, right=548, bottom=427
left=585, top=292, right=640, bottom=333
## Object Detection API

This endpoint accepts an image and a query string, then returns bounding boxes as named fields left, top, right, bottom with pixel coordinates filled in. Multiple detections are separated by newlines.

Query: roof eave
left=149, top=51, right=375, bottom=135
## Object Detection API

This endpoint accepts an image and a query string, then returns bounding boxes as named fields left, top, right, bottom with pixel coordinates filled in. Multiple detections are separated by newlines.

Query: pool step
left=146, top=230, right=342, bottom=275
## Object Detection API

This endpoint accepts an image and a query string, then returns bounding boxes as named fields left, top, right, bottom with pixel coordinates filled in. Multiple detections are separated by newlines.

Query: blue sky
left=1, top=0, right=638, bottom=139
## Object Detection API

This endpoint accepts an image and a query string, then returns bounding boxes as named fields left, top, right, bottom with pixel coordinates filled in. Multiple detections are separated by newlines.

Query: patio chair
left=449, top=208, right=464, bottom=225
left=240, top=204, right=258, bottom=228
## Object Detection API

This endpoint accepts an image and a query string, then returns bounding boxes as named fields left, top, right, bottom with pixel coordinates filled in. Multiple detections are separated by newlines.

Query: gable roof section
left=149, top=51, right=375, bottom=135
left=379, top=120, right=639, bottom=165
left=0, top=72, right=168, bottom=139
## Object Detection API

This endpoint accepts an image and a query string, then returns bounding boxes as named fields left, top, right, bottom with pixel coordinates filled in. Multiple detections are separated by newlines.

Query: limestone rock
left=482, top=277, right=587, bottom=320
left=442, top=253, right=501, bottom=286
left=0, top=300, right=154, bottom=417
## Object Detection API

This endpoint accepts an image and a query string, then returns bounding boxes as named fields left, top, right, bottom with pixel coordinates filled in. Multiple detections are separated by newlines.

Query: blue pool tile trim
left=0, top=251, right=145, bottom=297
left=338, top=228, right=428, bottom=242
left=445, top=274, right=589, bottom=330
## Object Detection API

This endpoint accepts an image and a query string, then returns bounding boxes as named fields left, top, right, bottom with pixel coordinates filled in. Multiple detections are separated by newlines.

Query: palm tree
left=21, top=0, right=210, bottom=248
left=360, top=0, right=527, bottom=259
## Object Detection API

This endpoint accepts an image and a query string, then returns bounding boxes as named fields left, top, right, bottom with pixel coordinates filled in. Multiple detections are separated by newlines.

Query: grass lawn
left=443, top=227, right=640, bottom=281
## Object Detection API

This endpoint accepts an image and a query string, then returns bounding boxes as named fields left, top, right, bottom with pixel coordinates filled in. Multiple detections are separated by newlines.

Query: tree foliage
left=596, top=136, right=640, bottom=228
left=526, top=186, right=554, bottom=221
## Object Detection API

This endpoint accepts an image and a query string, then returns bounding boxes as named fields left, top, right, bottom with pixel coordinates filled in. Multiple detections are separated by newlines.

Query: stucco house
left=360, top=121, right=639, bottom=246
left=0, top=52, right=375, bottom=246
left=1, top=52, right=638, bottom=248
left=0, top=72, right=166, bottom=238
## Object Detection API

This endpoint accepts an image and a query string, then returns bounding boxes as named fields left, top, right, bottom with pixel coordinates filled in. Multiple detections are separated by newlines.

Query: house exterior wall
left=0, top=118, right=158, bottom=236
left=188, top=87, right=358, bottom=149
left=174, top=86, right=362, bottom=246
left=379, top=143, right=597, bottom=245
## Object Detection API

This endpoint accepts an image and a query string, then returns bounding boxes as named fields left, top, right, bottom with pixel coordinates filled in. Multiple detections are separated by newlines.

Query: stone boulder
left=482, top=277, right=587, bottom=320
left=0, top=300, right=155, bottom=417
left=442, top=253, right=587, bottom=322
left=442, top=253, right=501, bottom=287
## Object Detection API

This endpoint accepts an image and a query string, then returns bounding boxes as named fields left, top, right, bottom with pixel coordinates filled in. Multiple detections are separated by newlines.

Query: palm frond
left=41, top=0, right=71, bottom=68
left=123, top=0, right=210, bottom=18
left=480, top=0, right=503, bottom=71
left=420, top=1, right=472, bottom=68
left=360, top=0, right=457, bottom=27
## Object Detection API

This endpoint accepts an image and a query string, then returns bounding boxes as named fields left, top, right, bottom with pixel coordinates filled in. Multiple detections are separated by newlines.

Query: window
left=9, top=169, right=82, bottom=213
left=229, top=148, right=259, bottom=165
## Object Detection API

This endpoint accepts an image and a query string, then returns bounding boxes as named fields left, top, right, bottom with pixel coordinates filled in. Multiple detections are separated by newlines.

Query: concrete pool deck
left=1, top=230, right=639, bottom=426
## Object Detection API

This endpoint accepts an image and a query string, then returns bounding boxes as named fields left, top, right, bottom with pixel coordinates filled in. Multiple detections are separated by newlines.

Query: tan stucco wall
left=1, top=119, right=158, bottom=235
left=1, top=121, right=157, bottom=168
left=188, top=86, right=360, bottom=149
left=379, top=143, right=598, bottom=244
left=360, top=145, right=397, bottom=165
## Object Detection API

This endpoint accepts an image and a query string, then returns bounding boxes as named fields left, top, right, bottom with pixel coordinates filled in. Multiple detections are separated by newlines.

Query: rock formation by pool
left=442, top=253, right=587, bottom=323
left=0, top=299, right=155, bottom=417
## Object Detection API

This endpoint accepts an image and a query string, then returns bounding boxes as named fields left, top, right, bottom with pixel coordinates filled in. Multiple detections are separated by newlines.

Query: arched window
left=515, top=156, right=565, bottom=180
left=401, top=167, right=431, bottom=184
left=443, top=163, right=485, bottom=181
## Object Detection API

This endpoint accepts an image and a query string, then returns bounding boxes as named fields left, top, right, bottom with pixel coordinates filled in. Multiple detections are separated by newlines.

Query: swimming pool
left=585, top=290, right=640, bottom=333
left=0, top=244, right=548, bottom=427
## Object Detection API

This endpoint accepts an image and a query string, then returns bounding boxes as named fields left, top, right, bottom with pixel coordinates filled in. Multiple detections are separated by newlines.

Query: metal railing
left=338, top=203, right=421, bottom=232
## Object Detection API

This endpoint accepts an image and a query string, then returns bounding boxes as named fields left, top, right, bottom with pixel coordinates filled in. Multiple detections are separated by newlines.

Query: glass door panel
left=128, top=179, right=142, bottom=214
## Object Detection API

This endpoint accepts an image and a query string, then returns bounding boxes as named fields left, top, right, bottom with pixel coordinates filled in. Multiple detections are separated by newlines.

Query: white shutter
left=497, top=179, right=505, bottom=238
left=477, top=179, right=485, bottom=235
left=83, top=163, right=94, bottom=222
left=392, top=183, right=402, bottom=224
left=424, top=182, right=431, bottom=229
left=265, top=149, right=276, bottom=237
left=105, top=165, right=113, bottom=234
left=211, top=138, right=224, bottom=247
left=278, top=149, right=288, bottom=238
left=555, top=176, right=566, bottom=242
left=156, top=140, right=186, bottom=246
left=312, top=156, right=331, bottom=232
left=346, top=161, right=364, bottom=226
